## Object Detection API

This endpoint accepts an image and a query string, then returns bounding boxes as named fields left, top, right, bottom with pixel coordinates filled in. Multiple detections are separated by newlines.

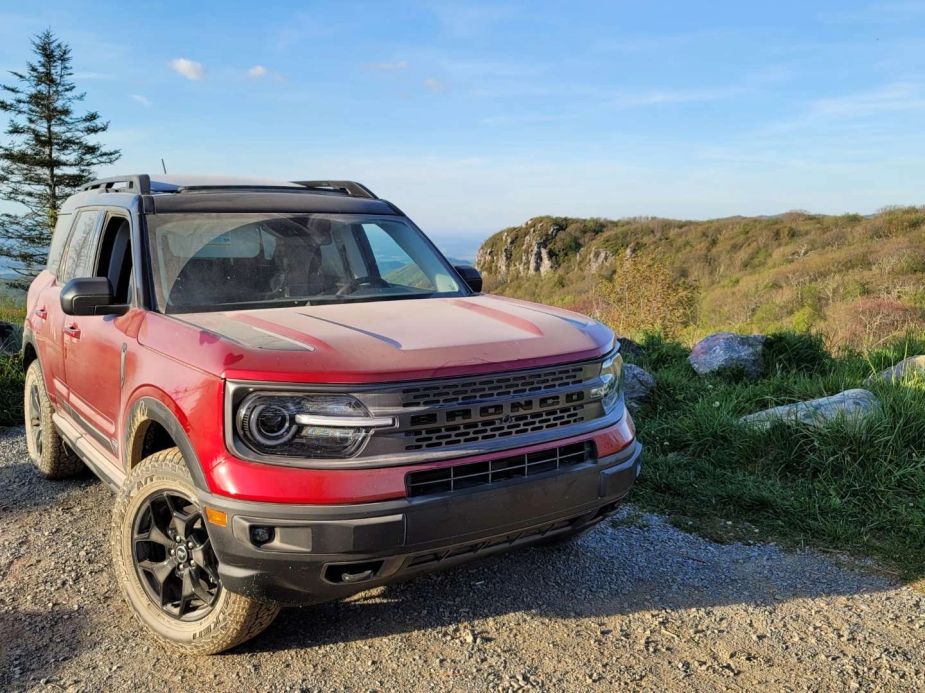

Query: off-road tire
left=111, top=448, right=279, bottom=655
left=24, top=360, right=83, bottom=479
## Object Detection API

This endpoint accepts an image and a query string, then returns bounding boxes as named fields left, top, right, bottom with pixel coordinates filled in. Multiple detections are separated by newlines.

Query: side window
left=59, top=210, right=101, bottom=282
left=46, top=213, right=73, bottom=277
left=95, top=216, right=134, bottom=304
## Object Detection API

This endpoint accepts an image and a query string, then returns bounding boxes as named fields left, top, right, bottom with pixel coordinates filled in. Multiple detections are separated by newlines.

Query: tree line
left=0, top=30, right=120, bottom=287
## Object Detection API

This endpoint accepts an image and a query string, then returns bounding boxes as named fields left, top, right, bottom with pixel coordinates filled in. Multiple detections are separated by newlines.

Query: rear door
left=34, top=210, right=102, bottom=405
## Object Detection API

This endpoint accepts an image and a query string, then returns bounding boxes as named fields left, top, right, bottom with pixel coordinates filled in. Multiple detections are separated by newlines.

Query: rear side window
left=59, top=210, right=101, bottom=282
left=46, top=213, right=73, bottom=277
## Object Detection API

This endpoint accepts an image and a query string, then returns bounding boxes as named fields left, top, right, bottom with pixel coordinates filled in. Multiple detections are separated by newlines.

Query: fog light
left=250, top=525, right=275, bottom=546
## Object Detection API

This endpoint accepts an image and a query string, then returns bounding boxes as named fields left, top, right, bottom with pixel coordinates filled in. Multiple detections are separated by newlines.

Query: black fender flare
left=21, top=325, right=37, bottom=366
left=123, top=396, right=209, bottom=490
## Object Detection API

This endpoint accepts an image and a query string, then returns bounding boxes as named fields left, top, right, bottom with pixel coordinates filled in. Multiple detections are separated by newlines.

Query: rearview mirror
left=454, top=265, right=482, bottom=293
left=60, top=277, right=128, bottom=316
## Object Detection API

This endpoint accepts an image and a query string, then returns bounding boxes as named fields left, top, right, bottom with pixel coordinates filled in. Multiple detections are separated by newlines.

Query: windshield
left=145, top=213, right=465, bottom=313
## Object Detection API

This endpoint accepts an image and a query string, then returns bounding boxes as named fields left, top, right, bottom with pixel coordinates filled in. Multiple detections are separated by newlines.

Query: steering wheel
left=336, top=276, right=388, bottom=297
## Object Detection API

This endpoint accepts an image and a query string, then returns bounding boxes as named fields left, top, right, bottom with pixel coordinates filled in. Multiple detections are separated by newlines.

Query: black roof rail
left=79, top=174, right=151, bottom=194
left=292, top=180, right=378, bottom=199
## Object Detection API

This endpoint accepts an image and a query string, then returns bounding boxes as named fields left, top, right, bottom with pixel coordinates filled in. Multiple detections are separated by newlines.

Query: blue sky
left=1, top=1, right=924, bottom=255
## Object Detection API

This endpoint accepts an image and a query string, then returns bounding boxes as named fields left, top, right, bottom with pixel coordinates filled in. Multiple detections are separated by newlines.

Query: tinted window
left=59, top=210, right=101, bottom=282
left=146, top=213, right=463, bottom=313
left=46, top=213, right=73, bottom=277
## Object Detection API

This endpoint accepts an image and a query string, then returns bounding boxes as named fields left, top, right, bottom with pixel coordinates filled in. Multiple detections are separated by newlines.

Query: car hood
left=162, top=295, right=614, bottom=383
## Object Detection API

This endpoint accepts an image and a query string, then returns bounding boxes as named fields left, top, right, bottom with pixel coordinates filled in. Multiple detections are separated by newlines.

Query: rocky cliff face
left=475, top=218, right=574, bottom=279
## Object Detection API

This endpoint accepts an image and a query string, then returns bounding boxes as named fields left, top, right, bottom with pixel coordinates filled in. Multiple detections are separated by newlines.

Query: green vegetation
left=478, top=208, right=925, bottom=348
left=0, top=29, right=120, bottom=286
left=627, top=332, right=925, bottom=579
left=0, top=296, right=26, bottom=427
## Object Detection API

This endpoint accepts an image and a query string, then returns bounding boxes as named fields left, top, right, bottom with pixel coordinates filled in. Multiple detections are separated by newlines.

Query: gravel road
left=2, top=426, right=925, bottom=692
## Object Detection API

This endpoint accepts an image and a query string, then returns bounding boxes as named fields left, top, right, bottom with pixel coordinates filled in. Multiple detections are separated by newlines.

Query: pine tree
left=0, top=30, right=120, bottom=285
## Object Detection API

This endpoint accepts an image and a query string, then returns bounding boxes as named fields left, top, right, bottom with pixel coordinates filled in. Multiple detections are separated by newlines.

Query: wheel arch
left=21, top=328, right=38, bottom=368
left=124, top=396, right=209, bottom=490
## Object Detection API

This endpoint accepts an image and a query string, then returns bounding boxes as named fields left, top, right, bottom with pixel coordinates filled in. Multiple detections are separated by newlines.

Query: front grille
left=404, top=403, right=585, bottom=450
left=401, top=365, right=585, bottom=408
left=406, top=441, right=594, bottom=497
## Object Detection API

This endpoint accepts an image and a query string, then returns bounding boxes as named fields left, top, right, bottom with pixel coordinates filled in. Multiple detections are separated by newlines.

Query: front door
left=61, top=212, right=137, bottom=456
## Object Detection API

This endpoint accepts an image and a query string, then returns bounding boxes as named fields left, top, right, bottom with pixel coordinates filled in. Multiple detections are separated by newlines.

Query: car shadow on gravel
left=237, top=513, right=897, bottom=655
left=0, top=460, right=99, bottom=514
left=0, top=608, right=89, bottom=689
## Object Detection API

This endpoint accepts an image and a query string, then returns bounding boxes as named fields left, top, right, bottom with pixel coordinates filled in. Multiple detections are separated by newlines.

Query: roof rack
left=292, top=180, right=378, bottom=199
left=79, top=174, right=151, bottom=195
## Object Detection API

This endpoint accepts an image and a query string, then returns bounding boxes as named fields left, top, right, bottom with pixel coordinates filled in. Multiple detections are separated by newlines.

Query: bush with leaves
left=595, top=253, right=698, bottom=339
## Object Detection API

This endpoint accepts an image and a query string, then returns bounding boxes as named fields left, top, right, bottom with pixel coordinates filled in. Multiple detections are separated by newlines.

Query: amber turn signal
left=205, top=507, right=228, bottom=527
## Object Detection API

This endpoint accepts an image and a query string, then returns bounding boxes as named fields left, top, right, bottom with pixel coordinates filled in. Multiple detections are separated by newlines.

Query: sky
left=1, top=1, right=924, bottom=256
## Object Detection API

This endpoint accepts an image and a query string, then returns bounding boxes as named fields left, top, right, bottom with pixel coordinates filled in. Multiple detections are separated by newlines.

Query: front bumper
left=199, top=440, right=642, bottom=604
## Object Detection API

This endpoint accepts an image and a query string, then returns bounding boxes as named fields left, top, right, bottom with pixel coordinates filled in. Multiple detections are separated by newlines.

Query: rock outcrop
left=867, top=355, right=925, bottom=384
left=618, top=338, right=645, bottom=363
left=739, top=389, right=880, bottom=429
left=623, top=364, right=656, bottom=407
left=689, top=332, right=766, bottom=378
left=475, top=219, right=564, bottom=278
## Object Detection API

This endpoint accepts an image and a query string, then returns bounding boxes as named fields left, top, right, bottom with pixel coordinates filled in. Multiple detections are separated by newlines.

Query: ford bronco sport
left=22, top=174, right=641, bottom=654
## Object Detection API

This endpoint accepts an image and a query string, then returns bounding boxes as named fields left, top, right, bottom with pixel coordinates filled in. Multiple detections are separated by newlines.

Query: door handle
left=34, top=306, right=47, bottom=320
left=63, top=322, right=81, bottom=339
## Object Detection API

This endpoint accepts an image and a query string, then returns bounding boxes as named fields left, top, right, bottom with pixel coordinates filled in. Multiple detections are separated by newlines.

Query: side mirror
left=60, top=277, right=128, bottom=316
left=454, top=265, right=482, bottom=293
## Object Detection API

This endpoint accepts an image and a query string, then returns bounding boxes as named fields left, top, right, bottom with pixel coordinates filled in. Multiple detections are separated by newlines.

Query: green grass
left=0, top=291, right=26, bottom=427
left=628, top=332, right=925, bottom=579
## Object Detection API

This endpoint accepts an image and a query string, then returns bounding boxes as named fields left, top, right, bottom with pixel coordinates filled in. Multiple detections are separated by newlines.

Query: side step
left=53, top=413, right=125, bottom=491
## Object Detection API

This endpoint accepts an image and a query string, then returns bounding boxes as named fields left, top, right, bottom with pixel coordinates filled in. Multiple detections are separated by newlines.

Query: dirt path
left=1, top=427, right=924, bottom=691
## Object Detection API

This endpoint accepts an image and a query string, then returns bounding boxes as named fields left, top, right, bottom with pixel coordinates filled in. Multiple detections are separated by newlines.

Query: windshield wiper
left=305, top=292, right=437, bottom=306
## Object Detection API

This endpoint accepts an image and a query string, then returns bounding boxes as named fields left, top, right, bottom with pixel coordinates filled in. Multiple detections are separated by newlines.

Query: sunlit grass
left=629, top=332, right=925, bottom=579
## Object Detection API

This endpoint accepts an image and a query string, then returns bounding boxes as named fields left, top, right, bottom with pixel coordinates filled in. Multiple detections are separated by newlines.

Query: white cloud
left=770, top=82, right=925, bottom=132
left=169, top=58, right=204, bottom=81
left=366, top=60, right=409, bottom=71
left=424, top=78, right=447, bottom=94
left=130, top=94, right=151, bottom=107
left=247, top=64, right=268, bottom=78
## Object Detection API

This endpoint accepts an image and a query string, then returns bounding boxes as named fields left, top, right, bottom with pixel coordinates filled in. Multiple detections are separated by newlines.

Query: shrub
left=828, top=298, right=923, bottom=349
left=596, top=254, right=698, bottom=339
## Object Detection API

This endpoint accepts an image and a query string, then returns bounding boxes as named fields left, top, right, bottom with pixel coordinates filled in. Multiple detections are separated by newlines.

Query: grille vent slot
left=407, top=441, right=593, bottom=497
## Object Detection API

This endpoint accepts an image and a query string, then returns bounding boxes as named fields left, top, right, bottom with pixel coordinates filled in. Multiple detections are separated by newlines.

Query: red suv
left=23, top=175, right=641, bottom=654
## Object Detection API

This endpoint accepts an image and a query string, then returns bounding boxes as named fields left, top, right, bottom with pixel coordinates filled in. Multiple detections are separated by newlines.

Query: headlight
left=590, top=353, right=624, bottom=414
left=235, top=393, right=394, bottom=458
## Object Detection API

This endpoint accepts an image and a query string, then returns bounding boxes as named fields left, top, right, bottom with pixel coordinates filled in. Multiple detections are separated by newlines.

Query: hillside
left=475, top=207, right=925, bottom=347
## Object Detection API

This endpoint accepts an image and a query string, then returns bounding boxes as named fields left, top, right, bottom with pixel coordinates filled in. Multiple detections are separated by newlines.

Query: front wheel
left=110, top=448, right=279, bottom=654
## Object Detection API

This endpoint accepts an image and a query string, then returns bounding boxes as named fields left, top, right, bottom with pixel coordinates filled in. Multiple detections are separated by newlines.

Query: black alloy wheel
left=132, top=491, right=220, bottom=621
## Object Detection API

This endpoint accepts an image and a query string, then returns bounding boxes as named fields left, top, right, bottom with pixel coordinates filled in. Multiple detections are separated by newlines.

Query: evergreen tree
left=0, top=30, right=120, bottom=284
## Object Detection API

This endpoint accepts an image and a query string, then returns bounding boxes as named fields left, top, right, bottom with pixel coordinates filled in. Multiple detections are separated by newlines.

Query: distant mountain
left=475, top=209, right=925, bottom=346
